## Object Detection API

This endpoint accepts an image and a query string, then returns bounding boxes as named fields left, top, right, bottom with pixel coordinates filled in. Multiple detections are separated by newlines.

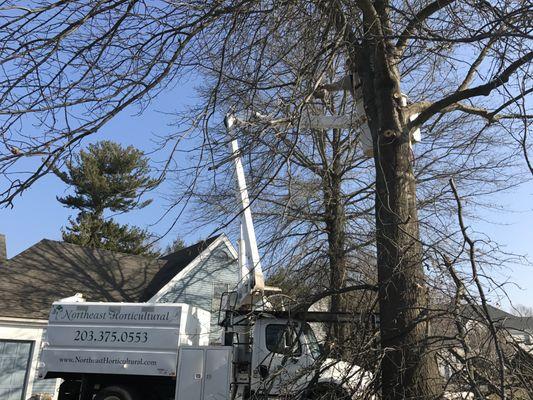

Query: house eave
left=0, top=316, right=48, bottom=327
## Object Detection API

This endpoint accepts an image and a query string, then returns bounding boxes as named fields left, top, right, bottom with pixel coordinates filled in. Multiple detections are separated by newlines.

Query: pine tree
left=55, top=141, right=159, bottom=256
left=163, top=238, right=186, bottom=255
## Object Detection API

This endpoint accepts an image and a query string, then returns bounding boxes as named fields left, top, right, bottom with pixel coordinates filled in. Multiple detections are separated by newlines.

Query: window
left=0, top=340, right=33, bottom=400
left=265, top=324, right=301, bottom=356
left=211, top=282, right=230, bottom=313
left=303, top=323, right=323, bottom=360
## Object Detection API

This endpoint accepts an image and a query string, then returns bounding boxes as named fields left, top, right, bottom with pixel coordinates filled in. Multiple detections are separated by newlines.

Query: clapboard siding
left=157, top=240, right=239, bottom=342
left=31, top=329, right=59, bottom=397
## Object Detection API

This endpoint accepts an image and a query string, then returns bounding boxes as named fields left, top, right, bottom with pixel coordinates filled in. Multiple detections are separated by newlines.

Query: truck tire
left=58, top=380, right=81, bottom=400
left=306, top=383, right=350, bottom=400
left=94, top=385, right=139, bottom=400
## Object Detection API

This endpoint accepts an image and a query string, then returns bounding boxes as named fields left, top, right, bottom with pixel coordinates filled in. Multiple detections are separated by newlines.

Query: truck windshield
left=303, top=323, right=323, bottom=359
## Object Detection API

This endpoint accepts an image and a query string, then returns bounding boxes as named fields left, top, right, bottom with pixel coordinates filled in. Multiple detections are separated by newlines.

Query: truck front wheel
left=306, top=383, right=350, bottom=400
left=94, top=385, right=139, bottom=400
left=58, top=380, right=81, bottom=400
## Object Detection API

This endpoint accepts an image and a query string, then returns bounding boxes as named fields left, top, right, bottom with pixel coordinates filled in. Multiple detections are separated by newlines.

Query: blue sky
left=1, top=84, right=532, bottom=312
left=473, top=182, right=533, bottom=311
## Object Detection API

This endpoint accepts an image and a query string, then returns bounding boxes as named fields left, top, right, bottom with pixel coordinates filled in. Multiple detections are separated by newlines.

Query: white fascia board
left=149, top=234, right=237, bottom=303
left=220, top=234, right=238, bottom=259
left=0, top=316, right=48, bottom=328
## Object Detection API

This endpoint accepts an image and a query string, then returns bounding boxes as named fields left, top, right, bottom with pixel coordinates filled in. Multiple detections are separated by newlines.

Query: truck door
left=251, top=319, right=312, bottom=396
left=175, top=347, right=232, bottom=400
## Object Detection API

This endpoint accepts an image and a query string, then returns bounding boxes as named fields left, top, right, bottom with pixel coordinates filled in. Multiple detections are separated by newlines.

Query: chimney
left=0, top=234, right=6, bottom=263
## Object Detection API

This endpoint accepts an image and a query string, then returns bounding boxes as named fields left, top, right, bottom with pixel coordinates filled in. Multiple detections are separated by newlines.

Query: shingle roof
left=505, top=317, right=533, bottom=332
left=139, top=235, right=221, bottom=301
left=0, top=239, right=166, bottom=320
left=461, top=304, right=533, bottom=332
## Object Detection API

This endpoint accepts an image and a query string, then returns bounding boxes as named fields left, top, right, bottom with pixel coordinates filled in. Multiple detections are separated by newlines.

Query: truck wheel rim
left=105, top=396, right=121, bottom=400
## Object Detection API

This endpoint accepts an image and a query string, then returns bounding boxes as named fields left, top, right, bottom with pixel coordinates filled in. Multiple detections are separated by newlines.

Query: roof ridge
left=160, top=234, right=222, bottom=260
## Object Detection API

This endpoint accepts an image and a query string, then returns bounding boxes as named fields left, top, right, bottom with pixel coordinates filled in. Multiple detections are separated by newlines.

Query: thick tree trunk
left=374, top=127, right=441, bottom=399
left=316, top=1, right=441, bottom=393
left=354, top=17, right=442, bottom=400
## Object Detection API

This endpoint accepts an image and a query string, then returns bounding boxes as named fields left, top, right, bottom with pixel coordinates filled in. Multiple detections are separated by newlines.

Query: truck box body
left=175, top=347, right=233, bottom=400
left=40, top=302, right=211, bottom=378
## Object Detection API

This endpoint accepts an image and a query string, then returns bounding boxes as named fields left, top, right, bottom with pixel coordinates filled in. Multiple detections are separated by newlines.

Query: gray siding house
left=0, top=233, right=239, bottom=400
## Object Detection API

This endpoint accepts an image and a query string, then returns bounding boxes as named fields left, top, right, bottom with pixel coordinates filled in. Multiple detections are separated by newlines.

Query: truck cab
left=248, top=317, right=370, bottom=399
left=251, top=318, right=320, bottom=396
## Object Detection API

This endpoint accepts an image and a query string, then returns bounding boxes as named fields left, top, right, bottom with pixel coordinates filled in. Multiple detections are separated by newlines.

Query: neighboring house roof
left=461, top=304, right=533, bottom=332
left=506, top=317, right=533, bottom=332
left=0, top=239, right=167, bottom=320
left=140, top=235, right=222, bottom=301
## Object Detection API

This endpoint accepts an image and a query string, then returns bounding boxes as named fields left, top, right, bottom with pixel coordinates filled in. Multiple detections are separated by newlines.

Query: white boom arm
left=224, top=114, right=265, bottom=307
left=224, top=96, right=420, bottom=306
left=223, top=101, right=420, bottom=160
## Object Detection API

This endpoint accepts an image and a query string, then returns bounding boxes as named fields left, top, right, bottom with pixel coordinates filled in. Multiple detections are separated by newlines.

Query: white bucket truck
left=39, top=298, right=371, bottom=400
left=37, top=114, right=372, bottom=400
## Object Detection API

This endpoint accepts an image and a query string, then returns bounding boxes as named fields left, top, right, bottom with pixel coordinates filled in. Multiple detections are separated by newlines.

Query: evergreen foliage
left=163, top=238, right=186, bottom=255
left=56, top=141, right=159, bottom=256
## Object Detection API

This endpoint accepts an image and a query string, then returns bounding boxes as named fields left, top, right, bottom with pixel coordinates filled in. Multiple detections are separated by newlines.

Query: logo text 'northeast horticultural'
left=51, top=305, right=179, bottom=322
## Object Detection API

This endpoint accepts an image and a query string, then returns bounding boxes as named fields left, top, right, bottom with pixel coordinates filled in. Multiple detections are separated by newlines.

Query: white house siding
left=154, top=240, right=240, bottom=343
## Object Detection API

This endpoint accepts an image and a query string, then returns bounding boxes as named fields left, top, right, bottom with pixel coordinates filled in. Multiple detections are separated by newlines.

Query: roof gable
left=140, top=235, right=222, bottom=301
left=144, top=234, right=237, bottom=302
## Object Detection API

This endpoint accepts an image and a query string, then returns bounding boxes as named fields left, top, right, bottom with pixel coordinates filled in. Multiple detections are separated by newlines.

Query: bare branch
left=449, top=178, right=507, bottom=399
left=395, top=0, right=456, bottom=57
left=411, top=51, right=533, bottom=128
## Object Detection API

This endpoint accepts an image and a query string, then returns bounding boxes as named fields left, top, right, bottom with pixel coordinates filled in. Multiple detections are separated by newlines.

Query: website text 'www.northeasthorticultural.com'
left=59, top=356, right=157, bottom=366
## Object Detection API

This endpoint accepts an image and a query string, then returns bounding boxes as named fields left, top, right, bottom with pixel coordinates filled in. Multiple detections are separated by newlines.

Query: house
left=0, top=233, right=239, bottom=400
left=141, top=234, right=239, bottom=341
left=436, top=302, right=533, bottom=396
left=478, top=305, right=533, bottom=350
left=458, top=304, right=533, bottom=350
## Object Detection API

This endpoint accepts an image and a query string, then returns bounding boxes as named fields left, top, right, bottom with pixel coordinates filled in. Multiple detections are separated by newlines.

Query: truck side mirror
left=223, top=331, right=234, bottom=346
left=258, top=365, right=269, bottom=380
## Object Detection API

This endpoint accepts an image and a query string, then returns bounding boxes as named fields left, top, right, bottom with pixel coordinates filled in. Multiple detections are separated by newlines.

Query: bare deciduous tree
left=0, top=1, right=531, bottom=399
left=513, top=305, right=533, bottom=318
